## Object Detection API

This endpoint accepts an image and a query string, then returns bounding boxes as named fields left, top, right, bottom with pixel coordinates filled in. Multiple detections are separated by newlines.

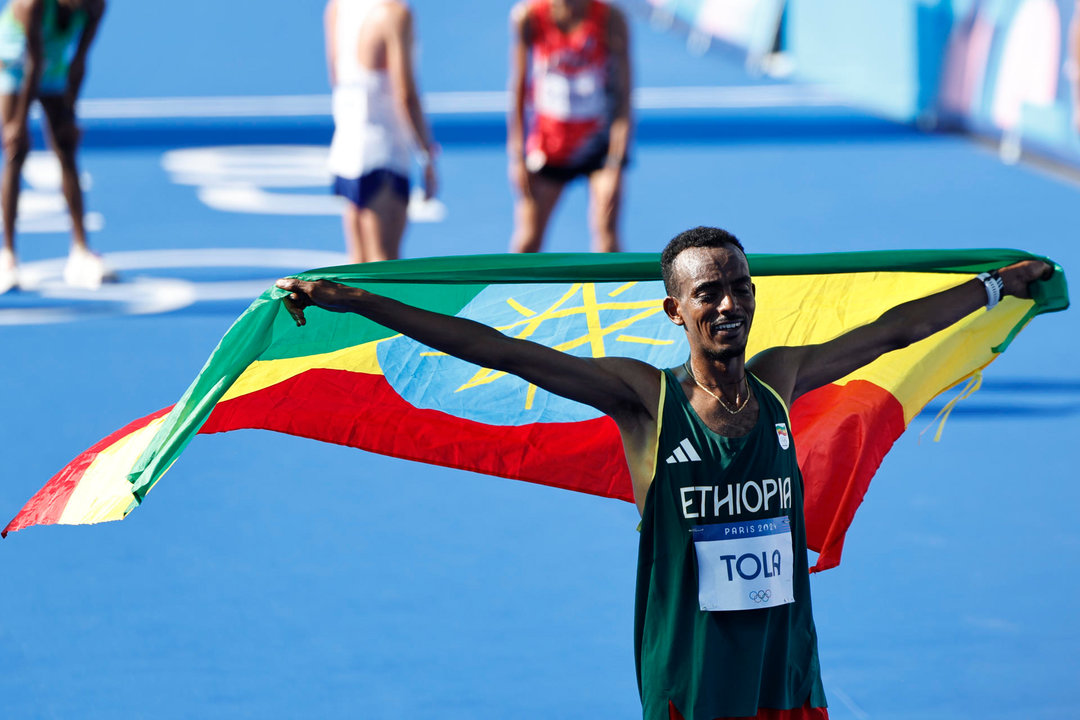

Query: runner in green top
left=0, top=0, right=106, bottom=294
left=275, top=227, right=1052, bottom=719
left=636, top=368, right=826, bottom=719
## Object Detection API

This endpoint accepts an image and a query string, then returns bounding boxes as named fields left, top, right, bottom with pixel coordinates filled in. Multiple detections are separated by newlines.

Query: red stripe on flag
left=5, top=371, right=905, bottom=566
left=2, top=406, right=174, bottom=537
left=792, top=380, right=907, bottom=572
left=201, top=369, right=636, bottom=502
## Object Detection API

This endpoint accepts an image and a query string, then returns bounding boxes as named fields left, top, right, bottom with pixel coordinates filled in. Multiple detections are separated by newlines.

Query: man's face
left=663, top=245, right=756, bottom=362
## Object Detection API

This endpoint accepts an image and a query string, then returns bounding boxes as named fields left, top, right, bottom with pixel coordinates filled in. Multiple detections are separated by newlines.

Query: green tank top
left=634, top=369, right=827, bottom=719
left=0, top=0, right=87, bottom=83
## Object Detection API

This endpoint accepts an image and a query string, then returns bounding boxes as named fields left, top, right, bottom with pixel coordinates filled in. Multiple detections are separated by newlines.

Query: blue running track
left=1, top=3, right=1077, bottom=718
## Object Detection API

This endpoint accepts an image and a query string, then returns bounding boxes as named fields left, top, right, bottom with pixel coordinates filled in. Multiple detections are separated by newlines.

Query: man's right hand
left=509, top=157, right=531, bottom=198
left=3, top=121, right=28, bottom=157
left=275, top=277, right=362, bottom=327
left=422, top=160, right=438, bottom=200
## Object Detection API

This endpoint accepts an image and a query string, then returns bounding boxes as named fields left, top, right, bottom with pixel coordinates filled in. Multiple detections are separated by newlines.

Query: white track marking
left=162, top=146, right=447, bottom=221
left=1, top=248, right=348, bottom=326
left=15, top=153, right=103, bottom=234
left=826, top=684, right=870, bottom=720
left=74, top=85, right=845, bottom=120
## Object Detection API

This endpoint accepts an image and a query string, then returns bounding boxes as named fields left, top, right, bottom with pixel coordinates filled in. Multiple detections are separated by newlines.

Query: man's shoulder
left=369, top=0, right=412, bottom=27
left=510, top=0, right=537, bottom=29
left=747, top=346, right=803, bottom=409
left=10, top=0, right=42, bottom=22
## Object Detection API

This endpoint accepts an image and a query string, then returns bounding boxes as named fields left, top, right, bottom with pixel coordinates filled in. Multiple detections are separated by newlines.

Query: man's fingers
left=1000, top=260, right=1056, bottom=300
left=276, top=278, right=311, bottom=327
left=282, top=294, right=307, bottom=327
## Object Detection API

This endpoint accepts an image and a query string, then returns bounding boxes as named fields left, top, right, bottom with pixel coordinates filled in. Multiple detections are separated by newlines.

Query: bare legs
left=38, top=95, right=88, bottom=251
left=1, top=92, right=28, bottom=256
left=510, top=172, right=564, bottom=253
left=1, top=94, right=90, bottom=254
left=342, top=177, right=408, bottom=263
left=587, top=166, right=622, bottom=253
left=0, top=93, right=101, bottom=291
left=510, top=167, right=623, bottom=253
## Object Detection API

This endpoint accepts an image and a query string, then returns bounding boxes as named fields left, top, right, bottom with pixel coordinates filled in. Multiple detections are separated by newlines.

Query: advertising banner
left=938, top=0, right=1080, bottom=165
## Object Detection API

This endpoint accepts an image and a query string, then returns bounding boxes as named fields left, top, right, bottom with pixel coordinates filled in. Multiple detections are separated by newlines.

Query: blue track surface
left=2, top=2, right=1078, bottom=718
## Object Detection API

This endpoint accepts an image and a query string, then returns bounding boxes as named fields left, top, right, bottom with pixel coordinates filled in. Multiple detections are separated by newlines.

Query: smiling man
left=276, top=226, right=1050, bottom=720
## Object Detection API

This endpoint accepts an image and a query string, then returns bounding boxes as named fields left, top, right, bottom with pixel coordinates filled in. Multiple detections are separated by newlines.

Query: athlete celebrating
left=507, top=0, right=630, bottom=253
left=0, top=0, right=105, bottom=293
left=276, top=227, right=1051, bottom=719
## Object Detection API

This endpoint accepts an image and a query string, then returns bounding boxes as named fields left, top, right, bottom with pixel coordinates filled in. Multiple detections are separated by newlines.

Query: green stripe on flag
left=120, top=250, right=1068, bottom=506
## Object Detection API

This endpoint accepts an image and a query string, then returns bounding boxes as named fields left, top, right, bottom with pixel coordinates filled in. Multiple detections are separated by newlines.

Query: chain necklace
left=683, top=361, right=750, bottom=415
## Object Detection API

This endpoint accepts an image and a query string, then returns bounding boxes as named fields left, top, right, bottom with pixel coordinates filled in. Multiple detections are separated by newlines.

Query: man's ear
left=663, top=296, right=684, bottom=326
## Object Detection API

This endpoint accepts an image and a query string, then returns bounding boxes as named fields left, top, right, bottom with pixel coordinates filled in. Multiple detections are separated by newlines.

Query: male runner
left=507, top=0, right=630, bottom=253
left=276, top=227, right=1050, bottom=719
left=0, top=0, right=105, bottom=293
left=325, top=0, right=437, bottom=263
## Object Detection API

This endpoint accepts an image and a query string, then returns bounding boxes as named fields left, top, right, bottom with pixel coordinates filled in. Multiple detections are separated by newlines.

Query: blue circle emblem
left=377, top=281, right=687, bottom=425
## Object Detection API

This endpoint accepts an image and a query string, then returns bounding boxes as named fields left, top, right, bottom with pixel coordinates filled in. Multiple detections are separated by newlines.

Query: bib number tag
left=536, top=69, right=605, bottom=119
left=691, top=517, right=795, bottom=612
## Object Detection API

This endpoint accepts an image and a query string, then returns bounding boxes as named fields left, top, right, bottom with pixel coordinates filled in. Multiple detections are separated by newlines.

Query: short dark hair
left=660, top=226, right=746, bottom=294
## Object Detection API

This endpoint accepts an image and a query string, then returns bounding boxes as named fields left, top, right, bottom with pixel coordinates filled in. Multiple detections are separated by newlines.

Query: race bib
left=535, top=68, right=606, bottom=120
left=691, top=517, right=795, bottom=612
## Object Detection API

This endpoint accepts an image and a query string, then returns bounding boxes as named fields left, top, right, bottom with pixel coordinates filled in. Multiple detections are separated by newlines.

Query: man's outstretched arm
left=275, top=278, right=660, bottom=426
left=748, top=259, right=1053, bottom=406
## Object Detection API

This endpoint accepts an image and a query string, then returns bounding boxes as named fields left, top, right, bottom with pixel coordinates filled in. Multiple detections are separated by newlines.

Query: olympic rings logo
left=748, top=590, right=772, bottom=603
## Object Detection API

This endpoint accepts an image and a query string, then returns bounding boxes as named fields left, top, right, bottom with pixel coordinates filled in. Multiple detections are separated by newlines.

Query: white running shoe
left=63, top=245, right=111, bottom=290
left=0, top=246, right=17, bottom=295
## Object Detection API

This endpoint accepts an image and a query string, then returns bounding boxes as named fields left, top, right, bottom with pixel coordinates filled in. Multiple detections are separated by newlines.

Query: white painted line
left=1, top=248, right=351, bottom=326
left=71, top=85, right=846, bottom=121
left=827, top=684, right=870, bottom=720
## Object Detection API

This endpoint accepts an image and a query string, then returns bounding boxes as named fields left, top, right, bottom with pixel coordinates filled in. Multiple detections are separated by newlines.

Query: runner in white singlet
left=324, top=0, right=436, bottom=262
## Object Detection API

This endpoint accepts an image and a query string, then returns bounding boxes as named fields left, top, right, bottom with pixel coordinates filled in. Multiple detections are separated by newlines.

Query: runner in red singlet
left=507, top=0, right=630, bottom=253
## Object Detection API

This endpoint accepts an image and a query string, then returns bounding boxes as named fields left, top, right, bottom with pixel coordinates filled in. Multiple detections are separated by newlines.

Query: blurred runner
left=325, top=0, right=437, bottom=263
left=508, top=0, right=631, bottom=253
left=0, top=0, right=106, bottom=293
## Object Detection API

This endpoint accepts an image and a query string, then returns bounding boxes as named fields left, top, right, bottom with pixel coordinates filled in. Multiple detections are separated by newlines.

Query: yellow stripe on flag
left=752, top=272, right=1032, bottom=423
left=220, top=337, right=387, bottom=402
left=223, top=272, right=1031, bottom=423
left=57, top=416, right=170, bottom=525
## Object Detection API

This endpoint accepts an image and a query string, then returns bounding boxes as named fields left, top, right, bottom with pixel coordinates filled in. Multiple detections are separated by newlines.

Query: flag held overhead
left=4, top=251, right=1069, bottom=571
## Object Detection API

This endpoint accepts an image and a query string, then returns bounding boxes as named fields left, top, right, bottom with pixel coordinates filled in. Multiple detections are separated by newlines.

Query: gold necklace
left=683, top=361, right=750, bottom=415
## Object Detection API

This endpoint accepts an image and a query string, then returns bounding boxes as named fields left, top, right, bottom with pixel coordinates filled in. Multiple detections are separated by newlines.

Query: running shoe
left=0, top=246, right=17, bottom=294
left=63, top=245, right=112, bottom=290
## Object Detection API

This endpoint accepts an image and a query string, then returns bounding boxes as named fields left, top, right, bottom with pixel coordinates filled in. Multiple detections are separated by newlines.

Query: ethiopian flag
left=4, top=251, right=1068, bottom=570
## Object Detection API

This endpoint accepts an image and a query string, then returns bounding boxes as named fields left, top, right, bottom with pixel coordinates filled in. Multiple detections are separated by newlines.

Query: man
left=276, top=227, right=1050, bottom=719
left=507, top=0, right=630, bottom=253
left=325, top=0, right=437, bottom=263
left=0, top=0, right=105, bottom=294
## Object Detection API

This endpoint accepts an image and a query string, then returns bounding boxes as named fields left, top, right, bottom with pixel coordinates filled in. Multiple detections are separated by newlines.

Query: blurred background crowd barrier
left=642, top=0, right=1080, bottom=168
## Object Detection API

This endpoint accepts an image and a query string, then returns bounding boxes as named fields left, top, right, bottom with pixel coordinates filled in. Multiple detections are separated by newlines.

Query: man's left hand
left=1000, top=260, right=1054, bottom=299
left=275, top=277, right=360, bottom=327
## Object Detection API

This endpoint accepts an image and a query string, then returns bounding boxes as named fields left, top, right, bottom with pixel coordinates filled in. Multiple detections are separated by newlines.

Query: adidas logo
left=665, top=438, right=701, bottom=464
